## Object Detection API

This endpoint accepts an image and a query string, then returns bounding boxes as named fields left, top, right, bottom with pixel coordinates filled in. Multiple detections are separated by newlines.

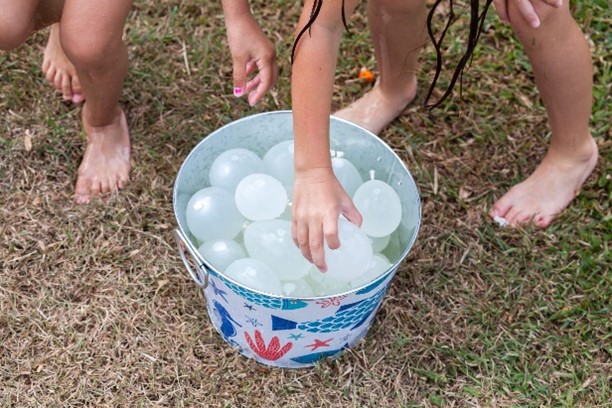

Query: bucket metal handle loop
left=175, top=229, right=209, bottom=288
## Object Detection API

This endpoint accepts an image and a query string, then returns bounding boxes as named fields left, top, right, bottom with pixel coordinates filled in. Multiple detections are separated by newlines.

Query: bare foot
left=42, top=23, right=84, bottom=104
left=489, top=138, right=598, bottom=228
left=333, top=76, right=417, bottom=134
left=74, top=106, right=131, bottom=204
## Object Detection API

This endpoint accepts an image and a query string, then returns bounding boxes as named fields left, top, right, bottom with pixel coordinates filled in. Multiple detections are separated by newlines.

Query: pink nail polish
left=233, top=87, right=243, bottom=97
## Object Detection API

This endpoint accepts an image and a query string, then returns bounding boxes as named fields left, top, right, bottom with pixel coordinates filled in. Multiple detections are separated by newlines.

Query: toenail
left=493, top=216, right=508, bottom=227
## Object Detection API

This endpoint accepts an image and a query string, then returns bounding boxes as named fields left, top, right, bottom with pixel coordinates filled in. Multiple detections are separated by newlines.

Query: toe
left=42, top=58, right=51, bottom=73
left=490, top=195, right=513, bottom=219
left=89, top=179, right=102, bottom=198
left=117, top=177, right=129, bottom=190
left=505, top=207, right=522, bottom=227
left=61, top=74, right=72, bottom=101
left=45, top=66, right=57, bottom=85
left=72, top=77, right=84, bottom=103
left=535, top=214, right=554, bottom=229
left=513, top=211, right=536, bottom=227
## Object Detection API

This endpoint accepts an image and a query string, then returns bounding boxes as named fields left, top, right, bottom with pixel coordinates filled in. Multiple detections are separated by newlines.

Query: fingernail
left=531, top=19, right=540, bottom=28
left=233, top=87, right=243, bottom=97
left=555, top=0, right=562, bottom=6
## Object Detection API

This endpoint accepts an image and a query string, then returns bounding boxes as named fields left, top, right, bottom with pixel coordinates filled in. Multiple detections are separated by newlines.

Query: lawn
left=1, top=0, right=610, bottom=406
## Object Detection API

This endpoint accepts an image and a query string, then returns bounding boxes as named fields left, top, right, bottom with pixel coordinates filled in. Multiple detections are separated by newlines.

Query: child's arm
left=221, top=0, right=278, bottom=105
left=291, top=0, right=362, bottom=272
left=492, top=0, right=562, bottom=28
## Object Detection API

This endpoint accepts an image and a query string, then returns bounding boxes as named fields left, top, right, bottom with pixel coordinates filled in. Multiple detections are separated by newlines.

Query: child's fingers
left=492, top=0, right=510, bottom=23
left=342, top=202, right=363, bottom=229
left=293, top=220, right=313, bottom=265
left=515, top=0, right=540, bottom=28
left=540, top=0, right=562, bottom=7
left=247, top=64, right=278, bottom=106
left=231, top=58, right=248, bottom=97
left=309, top=222, right=327, bottom=272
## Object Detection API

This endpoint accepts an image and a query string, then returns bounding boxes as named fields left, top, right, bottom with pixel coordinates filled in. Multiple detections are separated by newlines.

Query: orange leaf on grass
left=358, top=67, right=374, bottom=83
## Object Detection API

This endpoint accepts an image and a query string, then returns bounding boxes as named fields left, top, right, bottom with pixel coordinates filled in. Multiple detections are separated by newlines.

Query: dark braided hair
left=291, top=0, right=495, bottom=109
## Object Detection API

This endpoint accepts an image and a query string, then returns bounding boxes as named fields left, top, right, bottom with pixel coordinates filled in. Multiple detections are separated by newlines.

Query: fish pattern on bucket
left=202, top=268, right=395, bottom=368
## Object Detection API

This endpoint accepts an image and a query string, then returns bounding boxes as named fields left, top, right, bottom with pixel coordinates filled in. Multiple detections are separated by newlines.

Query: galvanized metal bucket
left=173, top=111, right=421, bottom=368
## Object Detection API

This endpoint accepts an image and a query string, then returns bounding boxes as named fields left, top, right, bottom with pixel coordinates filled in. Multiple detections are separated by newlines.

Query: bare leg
left=333, top=0, right=427, bottom=134
left=489, top=1, right=598, bottom=228
left=60, top=0, right=132, bottom=203
left=42, top=23, right=84, bottom=103
left=0, top=0, right=62, bottom=50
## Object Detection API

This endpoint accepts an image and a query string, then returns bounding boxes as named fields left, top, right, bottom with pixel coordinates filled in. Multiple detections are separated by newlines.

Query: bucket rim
left=173, top=110, right=422, bottom=300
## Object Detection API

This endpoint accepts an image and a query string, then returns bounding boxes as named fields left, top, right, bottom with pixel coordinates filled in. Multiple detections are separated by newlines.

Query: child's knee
left=59, top=28, right=121, bottom=72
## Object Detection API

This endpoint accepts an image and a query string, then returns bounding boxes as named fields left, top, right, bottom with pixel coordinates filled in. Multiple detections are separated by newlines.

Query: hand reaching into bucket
left=221, top=0, right=279, bottom=106
left=291, top=167, right=362, bottom=272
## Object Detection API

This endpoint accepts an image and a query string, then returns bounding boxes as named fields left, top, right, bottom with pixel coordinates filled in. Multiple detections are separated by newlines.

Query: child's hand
left=225, top=14, right=278, bottom=106
left=493, top=0, right=562, bottom=28
left=291, top=167, right=362, bottom=272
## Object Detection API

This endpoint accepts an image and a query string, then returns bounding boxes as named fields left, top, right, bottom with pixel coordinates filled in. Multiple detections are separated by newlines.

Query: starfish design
left=288, top=333, right=304, bottom=341
left=246, top=317, right=262, bottom=327
left=243, top=302, right=255, bottom=311
left=209, top=279, right=228, bottom=303
left=305, top=338, right=333, bottom=351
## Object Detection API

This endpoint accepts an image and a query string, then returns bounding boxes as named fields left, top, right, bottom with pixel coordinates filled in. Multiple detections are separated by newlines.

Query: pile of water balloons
left=185, top=140, right=403, bottom=297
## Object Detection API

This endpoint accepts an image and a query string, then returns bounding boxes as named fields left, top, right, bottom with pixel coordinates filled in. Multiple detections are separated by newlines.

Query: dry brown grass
left=1, top=0, right=610, bottom=406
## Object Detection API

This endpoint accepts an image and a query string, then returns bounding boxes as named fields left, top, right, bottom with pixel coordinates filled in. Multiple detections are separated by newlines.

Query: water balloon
left=282, top=279, right=315, bottom=298
left=224, top=258, right=283, bottom=294
left=209, top=148, right=264, bottom=191
left=243, top=219, right=311, bottom=280
left=235, top=173, right=288, bottom=221
left=263, top=140, right=295, bottom=189
left=307, top=266, right=351, bottom=296
left=186, top=187, right=244, bottom=242
left=353, top=179, right=402, bottom=237
left=198, top=239, right=246, bottom=272
left=368, top=234, right=391, bottom=253
left=350, top=253, right=392, bottom=288
left=323, top=218, right=373, bottom=282
left=332, top=156, right=363, bottom=196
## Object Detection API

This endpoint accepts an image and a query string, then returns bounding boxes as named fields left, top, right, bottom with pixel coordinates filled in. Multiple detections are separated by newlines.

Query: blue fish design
left=213, top=300, right=241, bottom=339
left=290, top=344, right=349, bottom=364
left=271, top=289, right=385, bottom=333
left=221, top=278, right=308, bottom=310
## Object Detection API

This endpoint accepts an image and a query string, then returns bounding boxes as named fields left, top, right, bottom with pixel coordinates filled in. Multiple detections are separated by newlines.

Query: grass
left=1, top=0, right=610, bottom=406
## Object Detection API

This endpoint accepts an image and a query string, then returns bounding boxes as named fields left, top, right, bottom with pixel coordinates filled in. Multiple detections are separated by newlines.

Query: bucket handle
left=175, top=229, right=209, bottom=288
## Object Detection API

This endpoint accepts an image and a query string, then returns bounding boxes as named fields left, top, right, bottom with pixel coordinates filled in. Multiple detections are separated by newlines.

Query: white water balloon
left=243, top=219, right=311, bottom=280
left=209, top=148, right=264, bottom=191
left=350, top=253, right=392, bottom=289
left=263, top=140, right=295, bottom=188
left=198, top=239, right=246, bottom=272
left=186, top=187, right=244, bottom=242
left=353, top=179, right=402, bottom=237
left=282, top=279, right=315, bottom=298
left=368, top=234, right=391, bottom=253
left=332, top=156, right=363, bottom=197
left=235, top=173, right=288, bottom=221
left=224, top=258, right=282, bottom=294
left=323, top=218, right=373, bottom=282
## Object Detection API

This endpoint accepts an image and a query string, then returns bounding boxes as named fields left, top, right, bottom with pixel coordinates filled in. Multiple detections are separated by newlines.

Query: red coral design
left=244, top=330, right=293, bottom=361
left=316, top=295, right=348, bottom=308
